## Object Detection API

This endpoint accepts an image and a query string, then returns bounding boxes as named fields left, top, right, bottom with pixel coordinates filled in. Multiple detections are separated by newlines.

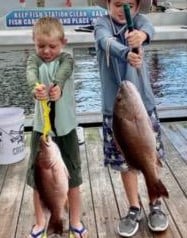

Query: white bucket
left=0, top=107, right=25, bottom=165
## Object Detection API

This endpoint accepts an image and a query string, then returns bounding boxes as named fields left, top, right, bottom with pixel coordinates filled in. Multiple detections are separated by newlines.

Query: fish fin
left=147, top=179, right=169, bottom=201
left=156, top=157, right=163, bottom=167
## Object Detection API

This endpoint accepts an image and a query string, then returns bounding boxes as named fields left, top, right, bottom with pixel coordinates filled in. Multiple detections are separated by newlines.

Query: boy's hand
left=49, top=84, right=62, bottom=101
left=127, top=48, right=143, bottom=68
left=34, top=84, right=48, bottom=101
left=125, top=30, right=147, bottom=49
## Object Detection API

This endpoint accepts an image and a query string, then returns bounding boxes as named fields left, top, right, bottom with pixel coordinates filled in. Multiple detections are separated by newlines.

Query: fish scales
left=112, top=80, right=169, bottom=201
left=35, top=135, right=69, bottom=235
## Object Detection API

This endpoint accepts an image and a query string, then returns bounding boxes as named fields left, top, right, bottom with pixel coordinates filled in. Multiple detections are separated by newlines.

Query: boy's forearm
left=26, top=54, right=41, bottom=93
left=140, top=26, right=155, bottom=44
left=55, top=53, right=74, bottom=90
left=134, top=15, right=155, bottom=44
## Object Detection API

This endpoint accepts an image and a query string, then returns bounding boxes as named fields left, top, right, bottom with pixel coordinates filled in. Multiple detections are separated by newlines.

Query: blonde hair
left=33, top=16, right=65, bottom=40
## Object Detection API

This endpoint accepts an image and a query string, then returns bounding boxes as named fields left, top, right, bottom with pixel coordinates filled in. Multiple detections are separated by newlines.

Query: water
left=146, top=46, right=187, bottom=106
left=0, top=49, right=33, bottom=115
left=74, top=48, right=101, bottom=112
left=0, top=45, right=187, bottom=115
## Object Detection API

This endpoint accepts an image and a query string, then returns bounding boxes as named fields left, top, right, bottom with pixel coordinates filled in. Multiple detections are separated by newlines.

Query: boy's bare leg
left=68, top=186, right=88, bottom=237
left=117, top=169, right=143, bottom=236
left=121, top=170, right=140, bottom=208
left=69, top=187, right=81, bottom=227
left=32, top=189, right=46, bottom=232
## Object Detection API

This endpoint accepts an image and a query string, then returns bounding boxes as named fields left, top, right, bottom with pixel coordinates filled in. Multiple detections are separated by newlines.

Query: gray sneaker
left=148, top=200, right=169, bottom=232
left=117, top=206, right=143, bottom=237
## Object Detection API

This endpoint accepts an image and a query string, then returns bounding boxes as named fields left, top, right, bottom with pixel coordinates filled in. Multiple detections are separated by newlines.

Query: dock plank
left=0, top=165, right=8, bottom=189
left=85, top=128, right=120, bottom=238
left=161, top=125, right=187, bottom=196
left=175, top=121, right=187, bottom=140
left=79, top=142, right=97, bottom=237
left=0, top=149, right=29, bottom=238
left=16, top=184, right=35, bottom=238
left=161, top=165, right=187, bottom=238
left=162, top=122, right=187, bottom=163
left=15, top=133, right=36, bottom=238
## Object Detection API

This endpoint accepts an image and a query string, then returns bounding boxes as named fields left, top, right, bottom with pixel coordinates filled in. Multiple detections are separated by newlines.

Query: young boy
left=94, top=0, right=169, bottom=237
left=26, top=17, right=88, bottom=238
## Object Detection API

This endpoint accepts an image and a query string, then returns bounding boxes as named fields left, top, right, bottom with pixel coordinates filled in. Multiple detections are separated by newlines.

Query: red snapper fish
left=35, top=135, right=69, bottom=235
left=112, top=80, right=169, bottom=201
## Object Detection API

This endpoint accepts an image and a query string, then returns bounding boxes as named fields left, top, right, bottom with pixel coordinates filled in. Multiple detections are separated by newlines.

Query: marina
left=0, top=1, right=187, bottom=238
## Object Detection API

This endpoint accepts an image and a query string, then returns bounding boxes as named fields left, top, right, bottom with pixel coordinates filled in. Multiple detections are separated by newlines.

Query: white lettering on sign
left=8, top=19, right=23, bottom=26
left=71, top=17, right=90, bottom=24
left=91, top=10, right=105, bottom=17
left=69, top=10, right=87, bottom=17
left=60, top=18, right=71, bottom=24
left=23, top=18, right=37, bottom=25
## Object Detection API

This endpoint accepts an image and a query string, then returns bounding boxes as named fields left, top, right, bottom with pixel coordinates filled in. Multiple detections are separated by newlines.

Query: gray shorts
left=27, top=129, right=82, bottom=188
left=103, top=108, right=165, bottom=171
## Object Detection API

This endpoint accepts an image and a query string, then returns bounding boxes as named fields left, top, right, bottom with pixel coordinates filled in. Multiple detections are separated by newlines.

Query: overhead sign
left=5, top=7, right=107, bottom=27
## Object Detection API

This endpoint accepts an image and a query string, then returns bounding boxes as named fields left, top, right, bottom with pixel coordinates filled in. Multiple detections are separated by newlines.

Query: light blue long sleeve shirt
left=94, top=13, right=156, bottom=116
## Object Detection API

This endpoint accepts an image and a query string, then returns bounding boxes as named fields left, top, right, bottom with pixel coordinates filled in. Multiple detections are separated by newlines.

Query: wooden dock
left=0, top=121, right=187, bottom=238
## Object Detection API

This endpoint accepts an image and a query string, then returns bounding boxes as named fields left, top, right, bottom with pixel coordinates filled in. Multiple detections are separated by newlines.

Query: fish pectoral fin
left=156, top=156, right=163, bottom=167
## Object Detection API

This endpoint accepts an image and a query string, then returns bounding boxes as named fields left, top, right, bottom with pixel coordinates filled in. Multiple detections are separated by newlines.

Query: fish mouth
left=40, top=135, right=50, bottom=147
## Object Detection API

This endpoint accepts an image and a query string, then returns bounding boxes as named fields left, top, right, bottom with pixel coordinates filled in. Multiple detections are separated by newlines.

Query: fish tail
left=47, top=216, right=63, bottom=235
left=147, top=179, right=169, bottom=201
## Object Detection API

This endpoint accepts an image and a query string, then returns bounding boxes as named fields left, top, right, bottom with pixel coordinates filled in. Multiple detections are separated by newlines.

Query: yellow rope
left=35, top=83, right=51, bottom=139
left=42, top=232, right=47, bottom=238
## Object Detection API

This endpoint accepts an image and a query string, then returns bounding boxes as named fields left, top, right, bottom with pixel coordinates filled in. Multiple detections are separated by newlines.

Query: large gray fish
left=112, top=80, right=169, bottom=201
left=35, top=135, right=69, bottom=235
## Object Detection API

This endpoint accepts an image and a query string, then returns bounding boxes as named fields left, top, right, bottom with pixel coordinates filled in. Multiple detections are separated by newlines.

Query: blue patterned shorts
left=103, top=108, right=165, bottom=171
